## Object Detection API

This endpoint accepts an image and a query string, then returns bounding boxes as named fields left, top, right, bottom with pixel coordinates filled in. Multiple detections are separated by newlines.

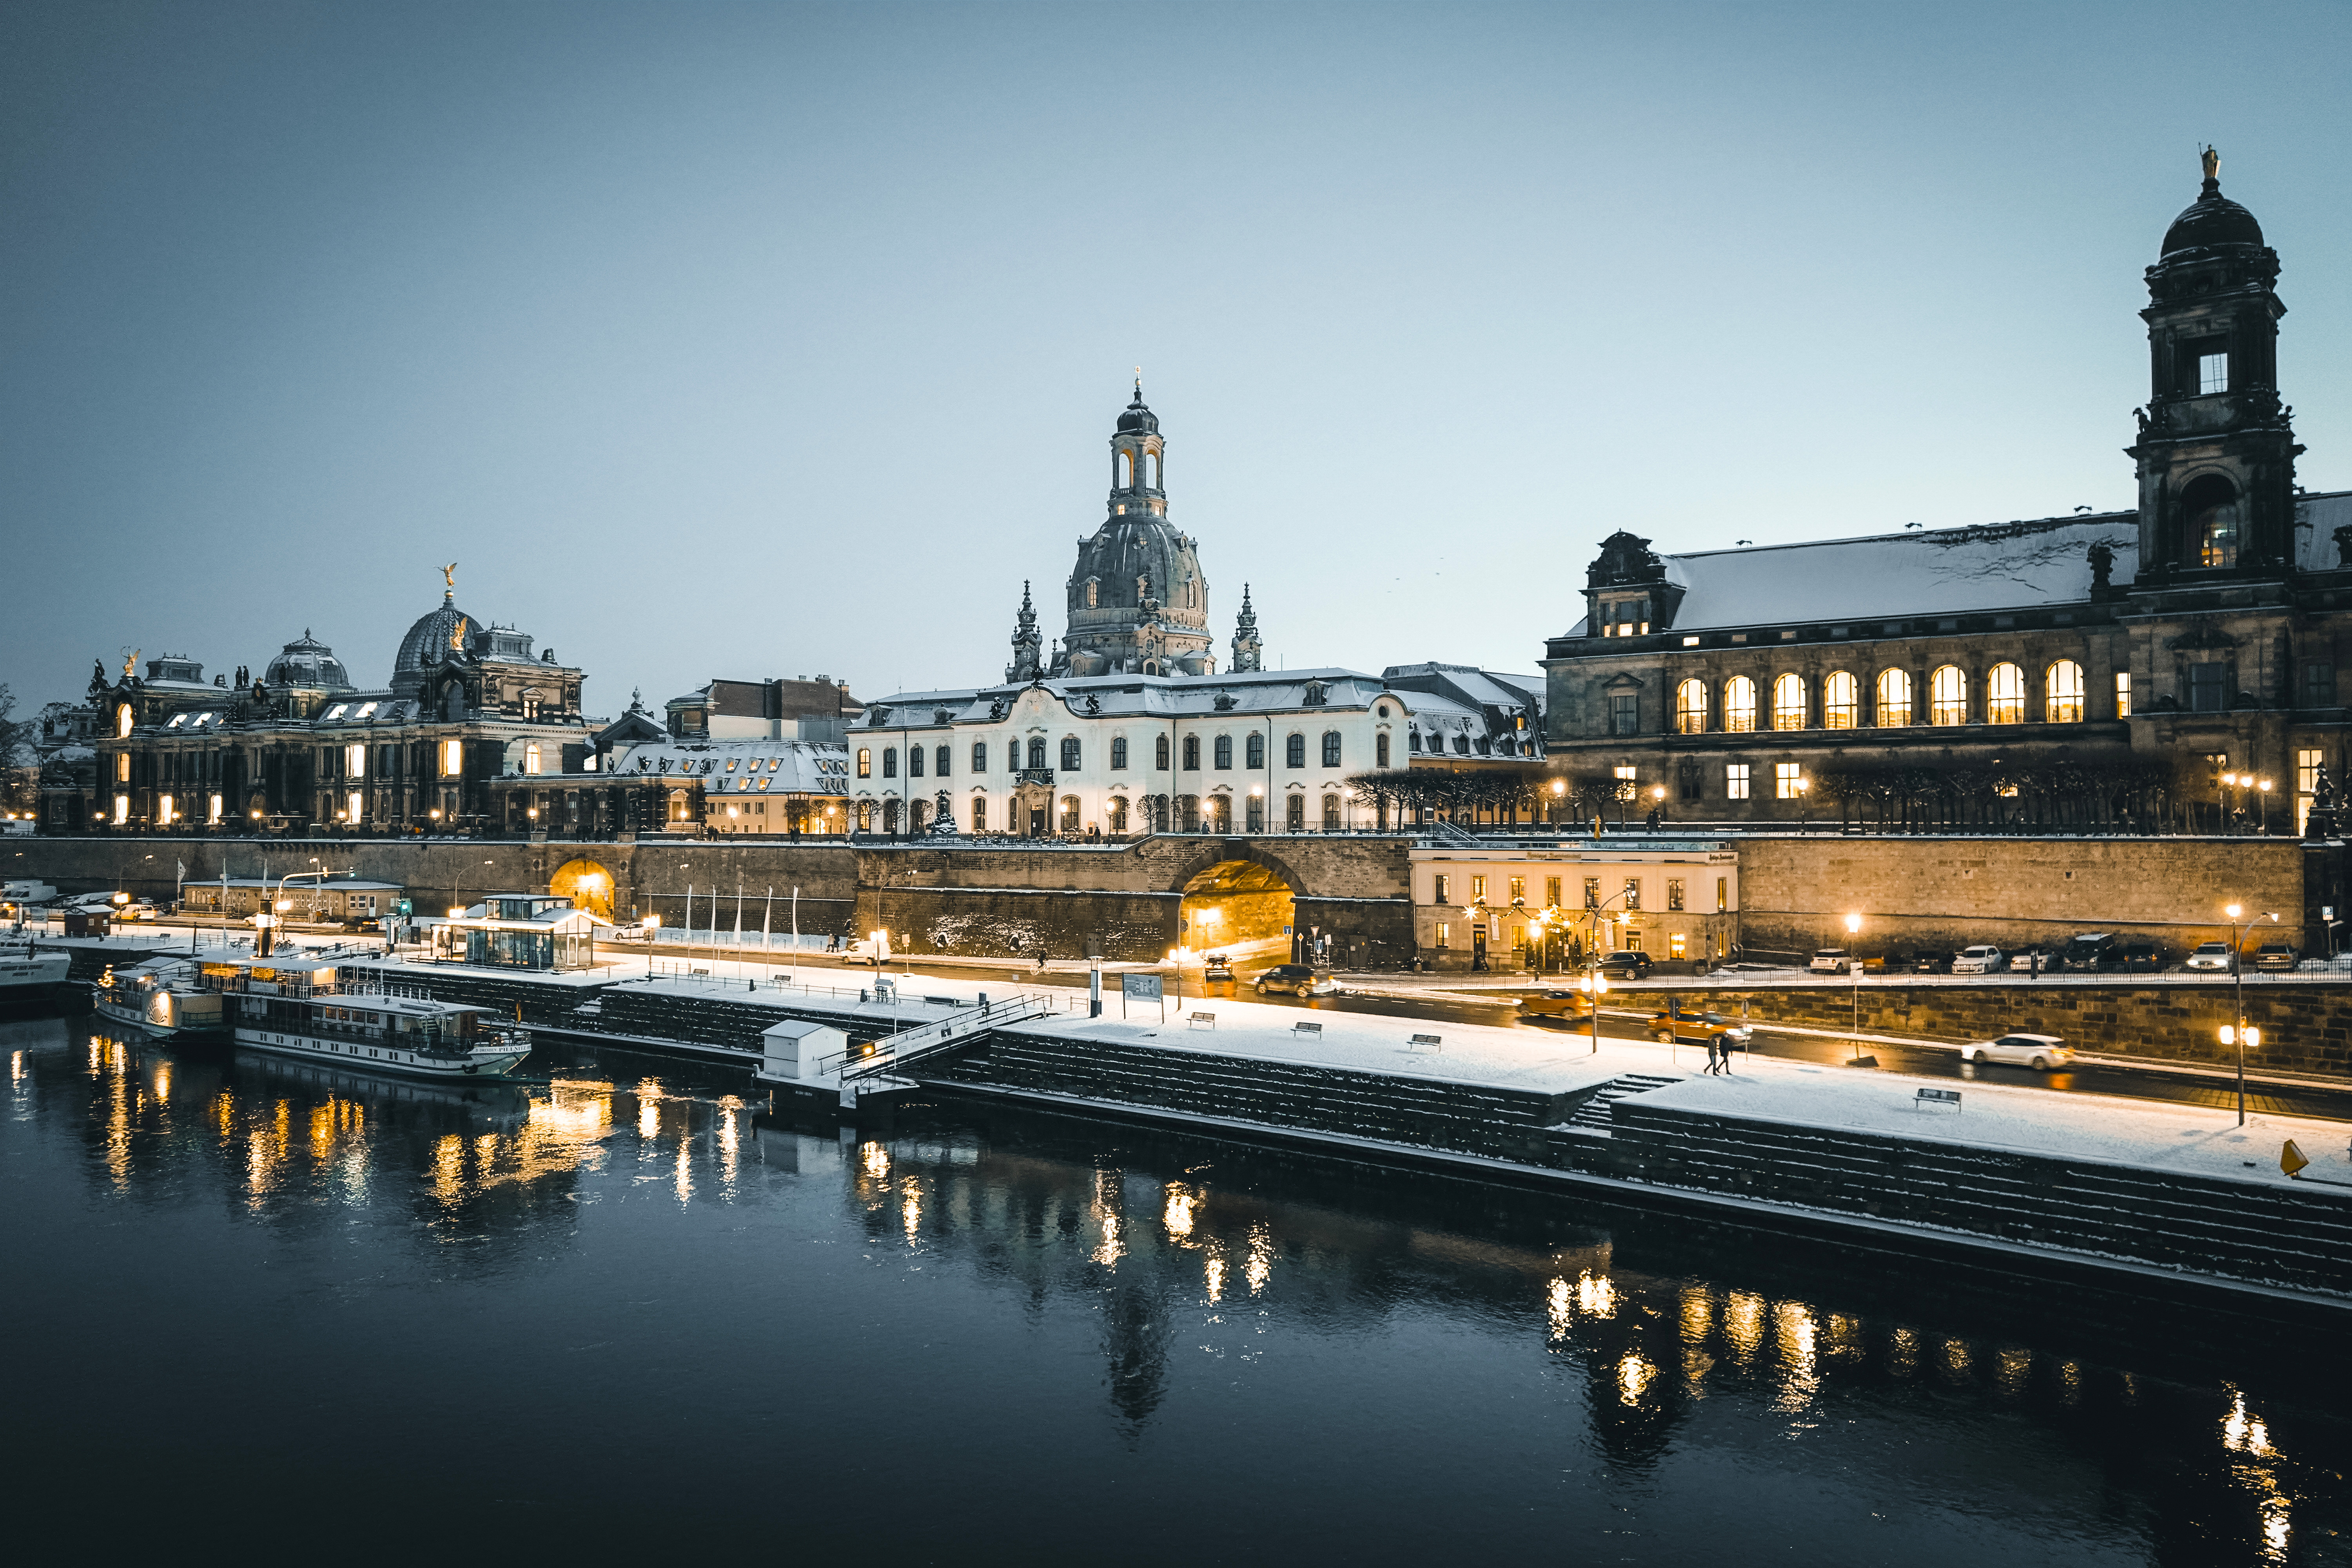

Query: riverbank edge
left=908, top=1074, right=2352, bottom=1327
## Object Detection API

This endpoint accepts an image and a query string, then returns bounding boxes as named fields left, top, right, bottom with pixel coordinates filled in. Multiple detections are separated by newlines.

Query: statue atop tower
left=1058, top=381, right=1214, bottom=677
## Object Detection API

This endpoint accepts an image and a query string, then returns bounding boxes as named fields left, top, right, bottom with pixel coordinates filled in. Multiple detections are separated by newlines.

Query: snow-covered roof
left=861, top=668, right=1396, bottom=726
left=1568, top=491, right=2352, bottom=637
left=610, top=737, right=853, bottom=793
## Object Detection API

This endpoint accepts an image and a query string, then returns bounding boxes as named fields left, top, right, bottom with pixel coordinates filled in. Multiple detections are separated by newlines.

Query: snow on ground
left=1636, top=1066, right=2352, bottom=1190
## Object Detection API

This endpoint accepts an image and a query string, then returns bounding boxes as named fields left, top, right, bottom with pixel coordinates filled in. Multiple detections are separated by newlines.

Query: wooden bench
left=1290, top=1021, right=1323, bottom=1036
left=1406, top=1033, right=1444, bottom=1053
left=1914, top=1087, right=1962, bottom=1113
left=1189, top=1011, right=1217, bottom=1030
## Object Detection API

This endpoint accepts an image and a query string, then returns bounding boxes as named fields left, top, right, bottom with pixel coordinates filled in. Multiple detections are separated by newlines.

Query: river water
left=5, top=1009, right=2345, bottom=1565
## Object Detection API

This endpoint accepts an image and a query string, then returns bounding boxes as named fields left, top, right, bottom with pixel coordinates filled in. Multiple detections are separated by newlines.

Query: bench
left=1189, top=1012, right=1217, bottom=1030
left=1290, top=1021, right=1323, bottom=1036
left=1405, top=1033, right=1444, bottom=1053
left=1915, top=1087, right=1963, bottom=1113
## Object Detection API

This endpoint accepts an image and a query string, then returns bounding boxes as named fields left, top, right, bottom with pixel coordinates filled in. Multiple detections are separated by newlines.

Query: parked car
left=1808, top=949, right=1853, bottom=974
left=1952, top=945, right=2007, bottom=975
left=2253, top=941, right=2300, bottom=972
left=1959, top=1032, right=2074, bottom=1070
left=2120, top=942, right=2162, bottom=972
left=1899, top=949, right=1947, bottom=974
left=116, top=900, right=160, bottom=921
left=2183, top=941, right=2236, bottom=972
left=1519, top=989, right=1596, bottom=1022
left=1254, top=964, right=1337, bottom=997
left=2064, top=933, right=2121, bottom=970
left=1202, top=954, right=1235, bottom=982
left=1597, top=949, right=1654, bottom=978
left=1649, top=1006, right=1753, bottom=1048
left=2016, top=946, right=2057, bottom=974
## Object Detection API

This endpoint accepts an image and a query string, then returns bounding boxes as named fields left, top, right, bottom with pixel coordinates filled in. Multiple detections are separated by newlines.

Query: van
left=2, top=880, right=58, bottom=905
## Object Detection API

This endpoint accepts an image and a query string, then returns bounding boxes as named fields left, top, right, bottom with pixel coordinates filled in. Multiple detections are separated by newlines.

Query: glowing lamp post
left=1844, top=912, right=1864, bottom=1062
left=2220, top=902, right=2279, bottom=1125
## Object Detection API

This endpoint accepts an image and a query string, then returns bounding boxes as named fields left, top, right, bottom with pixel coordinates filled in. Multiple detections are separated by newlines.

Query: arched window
left=1724, top=677, right=1757, bottom=733
left=2046, top=661, right=2085, bottom=723
left=1110, top=737, right=1127, bottom=770
left=1876, top=669, right=1912, bottom=727
left=1059, top=795, right=1081, bottom=833
left=969, top=795, right=987, bottom=832
left=882, top=747, right=898, bottom=778
left=1027, top=737, right=1046, bottom=770
left=1772, top=673, right=1807, bottom=730
left=1322, top=793, right=1341, bottom=830
left=1930, top=665, right=1967, bottom=726
left=1322, top=731, right=1342, bottom=767
left=857, top=747, right=871, bottom=778
left=1213, top=735, right=1233, bottom=769
left=1375, top=732, right=1390, bottom=768
left=1285, top=733, right=1305, bottom=768
left=971, top=742, right=987, bottom=773
left=1061, top=737, right=1081, bottom=771
left=1823, top=671, right=1858, bottom=729
left=524, top=741, right=542, bottom=775
left=2185, top=474, right=2239, bottom=569
left=1675, top=679, right=1708, bottom=734
left=935, top=744, right=950, bottom=776
left=1156, top=734, right=1171, bottom=769
left=1146, top=451, right=1160, bottom=489
left=908, top=746, right=924, bottom=778
left=1182, top=735, right=1200, bottom=770
left=1116, top=450, right=1133, bottom=488
left=1205, top=794, right=1230, bottom=832
left=1108, top=796, right=1129, bottom=831
left=1246, top=733, right=1266, bottom=769
left=1987, top=663, right=2025, bottom=724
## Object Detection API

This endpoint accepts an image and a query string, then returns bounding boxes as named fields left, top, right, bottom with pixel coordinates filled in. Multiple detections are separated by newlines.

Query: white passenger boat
left=0, top=939, right=73, bottom=1005
left=92, top=955, right=228, bottom=1039
left=203, top=958, right=532, bottom=1080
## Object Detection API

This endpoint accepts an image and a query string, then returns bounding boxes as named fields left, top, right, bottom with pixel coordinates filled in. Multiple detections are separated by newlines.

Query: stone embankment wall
left=931, top=1029, right=2352, bottom=1298
left=1631, top=980, right=2352, bottom=1078
left=1733, top=833, right=2312, bottom=960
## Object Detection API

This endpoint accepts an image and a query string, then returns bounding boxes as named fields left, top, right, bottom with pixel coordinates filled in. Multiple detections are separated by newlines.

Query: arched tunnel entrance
left=549, top=858, right=615, bottom=920
left=1177, top=860, right=1296, bottom=964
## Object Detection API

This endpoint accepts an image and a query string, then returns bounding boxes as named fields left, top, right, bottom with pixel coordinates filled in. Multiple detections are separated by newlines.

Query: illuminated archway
left=549, top=857, right=615, bottom=920
left=1177, top=859, right=1295, bottom=961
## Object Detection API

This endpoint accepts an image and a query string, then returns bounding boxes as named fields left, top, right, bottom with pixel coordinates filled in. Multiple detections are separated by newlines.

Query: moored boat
left=93, top=955, right=228, bottom=1039
left=0, top=938, right=73, bottom=1006
left=203, top=958, right=532, bottom=1080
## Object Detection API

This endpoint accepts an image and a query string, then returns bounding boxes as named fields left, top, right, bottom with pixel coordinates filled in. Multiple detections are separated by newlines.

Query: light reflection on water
left=3, top=1010, right=2348, bottom=1563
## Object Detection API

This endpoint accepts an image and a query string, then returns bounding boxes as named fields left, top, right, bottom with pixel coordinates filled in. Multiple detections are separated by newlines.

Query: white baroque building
left=851, top=390, right=1544, bottom=837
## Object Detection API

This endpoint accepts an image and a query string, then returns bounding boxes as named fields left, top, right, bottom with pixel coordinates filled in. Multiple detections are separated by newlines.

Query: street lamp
left=1844, top=911, right=1865, bottom=1064
left=2221, top=901, right=2279, bottom=1125
left=2258, top=777, right=2274, bottom=834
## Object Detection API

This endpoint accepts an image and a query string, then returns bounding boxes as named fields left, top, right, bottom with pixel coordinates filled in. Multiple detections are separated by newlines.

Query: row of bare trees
left=1808, top=761, right=2183, bottom=831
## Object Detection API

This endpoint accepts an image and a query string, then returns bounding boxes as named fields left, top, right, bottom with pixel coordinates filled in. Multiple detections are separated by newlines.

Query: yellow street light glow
left=2226, top=903, right=2243, bottom=918
left=449, top=906, right=465, bottom=918
left=1845, top=913, right=1861, bottom=935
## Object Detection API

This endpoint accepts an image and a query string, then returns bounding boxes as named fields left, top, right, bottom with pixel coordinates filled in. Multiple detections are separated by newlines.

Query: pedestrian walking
left=1704, top=1034, right=1723, bottom=1074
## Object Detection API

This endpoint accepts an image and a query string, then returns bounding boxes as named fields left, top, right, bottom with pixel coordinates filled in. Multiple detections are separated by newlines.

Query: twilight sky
left=5, top=0, right=2349, bottom=718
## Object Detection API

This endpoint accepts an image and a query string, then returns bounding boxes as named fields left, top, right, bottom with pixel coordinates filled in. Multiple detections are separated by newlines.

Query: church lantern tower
left=1060, top=381, right=1214, bottom=677
left=1230, top=584, right=1263, bottom=672
left=1005, top=581, right=1044, bottom=683
left=2128, top=149, right=2304, bottom=585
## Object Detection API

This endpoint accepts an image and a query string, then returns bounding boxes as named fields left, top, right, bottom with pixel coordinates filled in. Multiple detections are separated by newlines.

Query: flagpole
left=761, top=886, right=772, bottom=958
left=790, top=885, right=799, bottom=987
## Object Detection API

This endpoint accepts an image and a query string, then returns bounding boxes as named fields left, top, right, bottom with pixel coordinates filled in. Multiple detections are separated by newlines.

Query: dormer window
left=1600, top=598, right=1651, bottom=638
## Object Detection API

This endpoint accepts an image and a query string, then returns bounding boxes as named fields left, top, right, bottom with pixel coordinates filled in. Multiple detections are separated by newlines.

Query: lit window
left=440, top=739, right=463, bottom=776
left=857, top=748, right=871, bottom=778
left=1772, top=673, right=1806, bottom=729
left=1724, top=676, right=1757, bottom=732
left=2198, top=352, right=2229, bottom=395
left=113, top=794, right=129, bottom=824
left=1775, top=762, right=1804, bottom=800
left=1929, top=666, right=1967, bottom=726
left=725, top=758, right=738, bottom=771
left=1675, top=679, right=1707, bottom=734
left=116, top=753, right=130, bottom=782
left=1434, top=923, right=1450, bottom=949
left=207, top=793, right=222, bottom=824
left=1508, top=877, right=1525, bottom=904
left=1987, top=663, right=2026, bottom=724
left=1622, top=878, right=1641, bottom=911
left=2045, top=661, right=2085, bottom=723
left=1874, top=668, right=1912, bottom=726
left=158, top=794, right=175, bottom=825
left=116, top=705, right=132, bottom=738
left=2114, top=672, right=2131, bottom=718
left=1666, top=878, right=1685, bottom=911
left=1432, top=874, right=1450, bottom=904
left=1471, top=875, right=1486, bottom=900
left=1823, top=671, right=1858, bottom=729
left=346, top=791, right=362, bottom=823
left=1726, top=764, right=1750, bottom=800
left=1716, top=877, right=1728, bottom=912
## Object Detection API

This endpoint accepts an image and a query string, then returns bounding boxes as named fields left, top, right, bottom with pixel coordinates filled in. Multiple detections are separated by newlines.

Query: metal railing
left=811, top=992, right=1055, bottom=1083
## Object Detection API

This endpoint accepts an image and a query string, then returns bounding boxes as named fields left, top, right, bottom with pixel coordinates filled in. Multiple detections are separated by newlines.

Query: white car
left=2183, top=941, right=2235, bottom=972
left=116, top=900, right=160, bottom=921
left=1809, top=949, right=1853, bottom=974
left=1960, top=1032, right=2074, bottom=1070
left=1952, top=945, right=2007, bottom=975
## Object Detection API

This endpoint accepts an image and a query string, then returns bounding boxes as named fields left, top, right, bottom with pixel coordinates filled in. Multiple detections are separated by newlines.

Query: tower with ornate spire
left=2127, top=147, right=2304, bottom=584
left=1230, top=583, right=1263, bottom=672
left=1005, top=580, right=1045, bottom=682
left=1059, top=379, right=1214, bottom=677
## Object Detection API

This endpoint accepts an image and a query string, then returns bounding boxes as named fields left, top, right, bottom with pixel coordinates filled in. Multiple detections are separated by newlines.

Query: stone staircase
left=1567, top=1073, right=1682, bottom=1132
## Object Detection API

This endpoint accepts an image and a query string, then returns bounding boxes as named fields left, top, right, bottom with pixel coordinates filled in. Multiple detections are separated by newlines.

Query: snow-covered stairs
left=1568, top=1074, right=1682, bottom=1131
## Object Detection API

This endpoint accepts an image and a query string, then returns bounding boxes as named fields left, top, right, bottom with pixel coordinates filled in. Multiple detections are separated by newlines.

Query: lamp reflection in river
left=1244, top=1221, right=1272, bottom=1294
left=1772, top=1303, right=1818, bottom=1414
left=1163, top=1185, right=1195, bottom=1240
left=1616, top=1352, right=1655, bottom=1407
left=1203, top=1251, right=1225, bottom=1304
left=1722, top=1290, right=1764, bottom=1366
left=1090, top=1169, right=1123, bottom=1267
